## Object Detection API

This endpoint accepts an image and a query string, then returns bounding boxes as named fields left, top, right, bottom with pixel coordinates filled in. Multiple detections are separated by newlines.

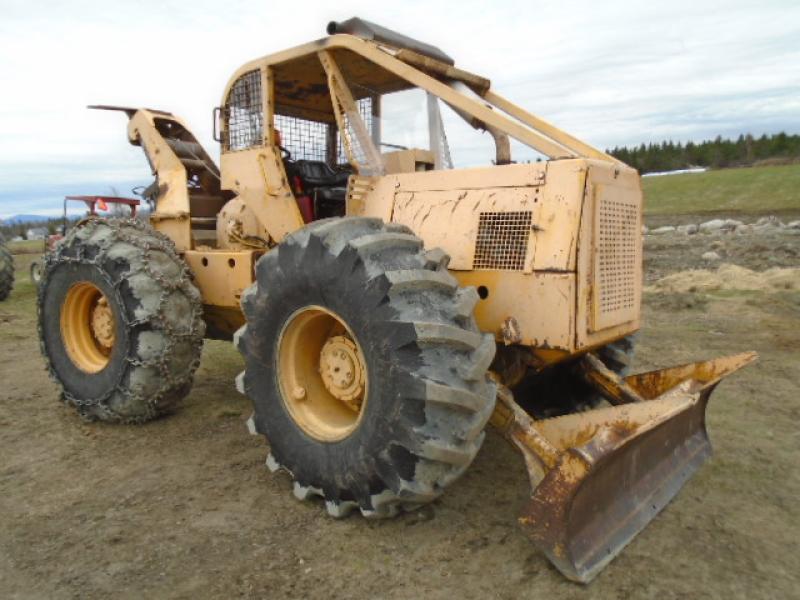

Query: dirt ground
left=1, top=222, right=799, bottom=599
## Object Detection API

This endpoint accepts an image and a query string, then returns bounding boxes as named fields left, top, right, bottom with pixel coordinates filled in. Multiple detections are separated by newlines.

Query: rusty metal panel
left=455, top=271, right=575, bottom=349
left=183, top=250, right=256, bottom=309
left=491, top=352, right=756, bottom=582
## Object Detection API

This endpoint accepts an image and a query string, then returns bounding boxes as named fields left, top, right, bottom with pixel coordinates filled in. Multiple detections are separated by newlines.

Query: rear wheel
left=0, top=242, right=14, bottom=301
left=236, top=218, right=496, bottom=517
left=37, top=218, right=205, bottom=422
left=513, top=336, right=636, bottom=419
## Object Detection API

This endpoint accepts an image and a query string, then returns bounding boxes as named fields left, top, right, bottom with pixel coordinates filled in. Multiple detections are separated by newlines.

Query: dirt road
left=1, top=225, right=798, bottom=599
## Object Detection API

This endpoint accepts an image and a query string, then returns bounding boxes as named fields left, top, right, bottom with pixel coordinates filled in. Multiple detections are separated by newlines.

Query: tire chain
left=38, top=218, right=205, bottom=423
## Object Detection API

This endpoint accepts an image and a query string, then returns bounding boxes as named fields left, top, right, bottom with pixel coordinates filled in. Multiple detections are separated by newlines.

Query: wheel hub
left=60, top=282, right=116, bottom=373
left=277, top=305, right=369, bottom=442
left=90, top=296, right=115, bottom=350
left=319, top=335, right=365, bottom=412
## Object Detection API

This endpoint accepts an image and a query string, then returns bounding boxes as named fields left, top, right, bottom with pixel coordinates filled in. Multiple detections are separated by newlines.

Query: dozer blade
left=491, top=351, right=757, bottom=583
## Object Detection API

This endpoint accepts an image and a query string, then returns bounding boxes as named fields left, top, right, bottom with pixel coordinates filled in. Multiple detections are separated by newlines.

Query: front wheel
left=37, top=218, right=205, bottom=422
left=236, top=218, right=496, bottom=518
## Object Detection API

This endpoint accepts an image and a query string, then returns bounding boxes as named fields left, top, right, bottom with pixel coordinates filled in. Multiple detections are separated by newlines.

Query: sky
left=1, top=0, right=799, bottom=218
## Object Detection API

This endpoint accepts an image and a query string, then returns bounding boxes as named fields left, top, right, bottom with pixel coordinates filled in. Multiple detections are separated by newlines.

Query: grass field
left=642, top=163, right=800, bottom=216
left=6, top=239, right=45, bottom=254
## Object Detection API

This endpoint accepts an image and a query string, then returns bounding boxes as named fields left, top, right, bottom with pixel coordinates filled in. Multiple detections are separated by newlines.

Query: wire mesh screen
left=597, top=198, right=638, bottom=314
left=273, top=114, right=329, bottom=163
left=473, top=211, right=533, bottom=271
left=337, top=97, right=373, bottom=165
left=225, top=70, right=263, bottom=151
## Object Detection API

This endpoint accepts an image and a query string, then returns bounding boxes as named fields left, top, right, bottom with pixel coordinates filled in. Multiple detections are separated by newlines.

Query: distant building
left=26, top=227, right=48, bottom=240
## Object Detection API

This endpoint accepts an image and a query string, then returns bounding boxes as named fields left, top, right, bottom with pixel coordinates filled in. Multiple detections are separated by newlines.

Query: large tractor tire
left=236, top=218, right=496, bottom=518
left=513, top=336, right=636, bottom=419
left=37, top=218, right=205, bottom=423
left=0, top=242, right=14, bottom=301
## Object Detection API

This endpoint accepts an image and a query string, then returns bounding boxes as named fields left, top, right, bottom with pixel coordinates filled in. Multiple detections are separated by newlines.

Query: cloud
left=1, top=0, right=798, bottom=216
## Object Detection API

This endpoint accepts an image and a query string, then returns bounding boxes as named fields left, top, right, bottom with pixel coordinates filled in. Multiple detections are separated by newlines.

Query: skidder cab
left=38, top=18, right=755, bottom=582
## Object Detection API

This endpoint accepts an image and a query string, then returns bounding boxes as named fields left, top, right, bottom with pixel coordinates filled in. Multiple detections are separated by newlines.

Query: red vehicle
left=29, top=196, right=139, bottom=284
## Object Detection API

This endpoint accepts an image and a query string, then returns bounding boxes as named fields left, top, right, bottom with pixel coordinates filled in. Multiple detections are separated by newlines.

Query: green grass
left=642, top=163, right=800, bottom=216
left=0, top=254, right=38, bottom=321
left=7, top=239, right=46, bottom=254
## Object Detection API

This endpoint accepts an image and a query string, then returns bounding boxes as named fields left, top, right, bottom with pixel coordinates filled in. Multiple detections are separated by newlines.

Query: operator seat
left=285, top=160, right=352, bottom=219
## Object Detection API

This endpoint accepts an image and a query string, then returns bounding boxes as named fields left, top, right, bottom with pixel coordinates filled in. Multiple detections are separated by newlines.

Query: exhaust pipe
left=327, top=17, right=455, bottom=66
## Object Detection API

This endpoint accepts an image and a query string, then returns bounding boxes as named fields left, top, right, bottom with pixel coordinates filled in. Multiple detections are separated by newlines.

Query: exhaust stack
left=327, top=17, right=455, bottom=66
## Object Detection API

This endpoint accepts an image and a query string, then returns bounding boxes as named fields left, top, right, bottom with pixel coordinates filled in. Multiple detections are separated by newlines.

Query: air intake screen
left=596, top=197, right=638, bottom=322
left=472, top=211, right=532, bottom=271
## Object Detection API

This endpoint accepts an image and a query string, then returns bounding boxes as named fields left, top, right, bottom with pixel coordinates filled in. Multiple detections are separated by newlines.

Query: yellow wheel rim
left=60, top=282, right=116, bottom=373
left=277, top=306, right=368, bottom=442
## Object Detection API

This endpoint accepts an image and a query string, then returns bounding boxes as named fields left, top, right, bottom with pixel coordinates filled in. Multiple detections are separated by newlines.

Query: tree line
left=608, top=132, right=800, bottom=173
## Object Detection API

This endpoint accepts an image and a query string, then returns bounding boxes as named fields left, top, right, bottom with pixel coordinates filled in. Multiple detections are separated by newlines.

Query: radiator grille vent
left=473, top=211, right=532, bottom=271
left=597, top=198, right=638, bottom=315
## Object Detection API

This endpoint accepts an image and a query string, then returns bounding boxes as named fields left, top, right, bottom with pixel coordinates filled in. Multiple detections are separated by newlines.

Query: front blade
left=521, top=384, right=713, bottom=582
left=493, top=352, right=756, bottom=583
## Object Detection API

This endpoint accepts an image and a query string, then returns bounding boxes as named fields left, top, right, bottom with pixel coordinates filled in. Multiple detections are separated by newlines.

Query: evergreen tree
left=608, top=132, right=800, bottom=173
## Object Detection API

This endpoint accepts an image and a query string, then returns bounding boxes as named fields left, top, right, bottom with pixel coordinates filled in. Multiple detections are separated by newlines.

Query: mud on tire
left=236, top=217, right=496, bottom=518
left=37, top=218, right=205, bottom=422
left=513, top=335, right=636, bottom=419
left=0, top=242, right=14, bottom=301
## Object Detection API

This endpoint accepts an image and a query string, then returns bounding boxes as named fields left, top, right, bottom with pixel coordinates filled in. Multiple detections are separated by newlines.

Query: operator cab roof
left=224, top=18, right=488, bottom=123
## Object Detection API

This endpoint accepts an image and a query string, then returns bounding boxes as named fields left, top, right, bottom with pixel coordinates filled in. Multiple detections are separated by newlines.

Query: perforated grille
left=473, top=211, right=532, bottom=271
left=274, top=114, right=329, bottom=163
left=225, top=70, right=263, bottom=151
left=597, top=198, right=638, bottom=314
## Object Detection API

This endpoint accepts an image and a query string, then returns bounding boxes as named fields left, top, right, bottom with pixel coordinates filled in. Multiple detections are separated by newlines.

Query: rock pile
left=643, top=216, right=800, bottom=236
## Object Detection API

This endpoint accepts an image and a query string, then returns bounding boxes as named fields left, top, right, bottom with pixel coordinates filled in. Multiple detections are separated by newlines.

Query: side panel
left=532, top=160, right=586, bottom=272
left=351, top=162, right=548, bottom=224
left=220, top=148, right=305, bottom=245
left=392, top=187, right=540, bottom=271
left=350, top=158, right=641, bottom=354
left=575, top=162, right=642, bottom=349
left=351, top=160, right=591, bottom=352
left=456, top=271, right=575, bottom=349
left=183, top=249, right=258, bottom=309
